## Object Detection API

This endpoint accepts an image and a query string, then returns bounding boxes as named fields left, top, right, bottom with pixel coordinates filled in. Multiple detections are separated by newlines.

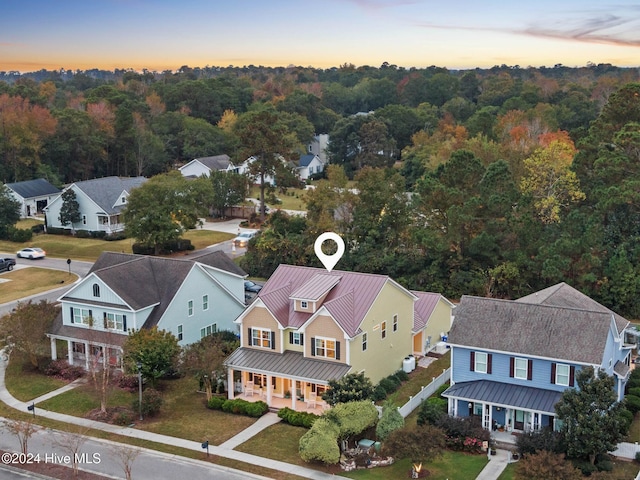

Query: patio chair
left=307, top=392, right=317, bottom=409
left=244, top=381, right=254, bottom=397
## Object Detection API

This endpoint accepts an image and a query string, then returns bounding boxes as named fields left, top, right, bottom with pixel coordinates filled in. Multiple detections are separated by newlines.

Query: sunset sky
left=2, top=0, right=639, bottom=73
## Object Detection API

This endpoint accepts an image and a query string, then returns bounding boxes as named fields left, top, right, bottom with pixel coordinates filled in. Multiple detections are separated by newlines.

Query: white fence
left=397, top=367, right=451, bottom=418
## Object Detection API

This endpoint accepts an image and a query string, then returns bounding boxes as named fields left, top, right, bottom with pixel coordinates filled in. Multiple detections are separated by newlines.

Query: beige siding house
left=225, top=264, right=452, bottom=411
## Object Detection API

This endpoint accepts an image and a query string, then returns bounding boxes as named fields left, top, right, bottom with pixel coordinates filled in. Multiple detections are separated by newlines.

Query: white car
left=233, top=230, right=258, bottom=248
left=16, top=247, right=46, bottom=259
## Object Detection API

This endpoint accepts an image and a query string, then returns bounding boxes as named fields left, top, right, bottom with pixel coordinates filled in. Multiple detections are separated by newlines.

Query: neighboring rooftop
left=5, top=178, right=60, bottom=199
left=412, top=291, right=445, bottom=332
left=72, top=176, right=147, bottom=214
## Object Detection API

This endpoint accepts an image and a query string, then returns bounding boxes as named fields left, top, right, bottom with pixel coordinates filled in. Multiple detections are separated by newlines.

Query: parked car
left=0, top=258, right=16, bottom=272
left=233, top=230, right=259, bottom=248
left=244, top=280, right=263, bottom=293
left=16, top=247, right=46, bottom=259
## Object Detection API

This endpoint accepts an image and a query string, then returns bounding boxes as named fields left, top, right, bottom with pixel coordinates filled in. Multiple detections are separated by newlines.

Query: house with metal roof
left=442, top=283, right=633, bottom=434
left=5, top=178, right=61, bottom=217
left=44, top=176, right=146, bottom=233
left=178, top=154, right=235, bottom=178
left=47, top=250, right=247, bottom=369
left=224, top=264, right=452, bottom=411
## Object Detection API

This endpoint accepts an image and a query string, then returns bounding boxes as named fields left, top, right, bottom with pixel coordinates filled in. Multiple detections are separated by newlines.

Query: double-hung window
left=393, top=314, right=398, bottom=332
left=552, top=363, right=572, bottom=386
left=72, top=308, right=91, bottom=325
left=362, top=332, right=368, bottom=352
left=188, top=300, right=194, bottom=316
left=474, top=352, right=488, bottom=373
left=200, top=323, right=217, bottom=338
left=381, top=321, right=387, bottom=339
left=514, top=358, right=528, bottom=379
left=105, top=313, right=124, bottom=330
left=202, top=295, right=208, bottom=311
left=291, top=332, right=302, bottom=345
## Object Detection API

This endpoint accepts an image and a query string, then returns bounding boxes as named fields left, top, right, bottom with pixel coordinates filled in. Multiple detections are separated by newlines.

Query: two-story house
left=47, top=250, right=247, bottom=369
left=442, top=283, right=632, bottom=433
left=45, top=176, right=146, bottom=233
left=224, top=264, right=452, bottom=411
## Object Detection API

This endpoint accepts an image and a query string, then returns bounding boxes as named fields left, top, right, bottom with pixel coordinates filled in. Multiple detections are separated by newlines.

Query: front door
left=514, top=410, right=525, bottom=430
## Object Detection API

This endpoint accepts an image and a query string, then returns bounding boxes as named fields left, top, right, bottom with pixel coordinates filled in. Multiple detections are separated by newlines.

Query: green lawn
left=249, top=186, right=307, bottom=211
left=4, top=354, right=67, bottom=402
left=37, top=382, right=137, bottom=415
left=0, top=229, right=233, bottom=262
left=342, top=452, right=488, bottom=480
left=0, top=268, right=79, bottom=304
left=235, top=422, right=312, bottom=467
left=497, top=463, right=516, bottom=480
left=387, top=352, right=451, bottom=406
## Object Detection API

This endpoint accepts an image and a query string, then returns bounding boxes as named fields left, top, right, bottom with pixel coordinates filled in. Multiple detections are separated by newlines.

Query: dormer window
left=301, top=301, right=308, bottom=309
left=92, top=284, right=100, bottom=297
left=121, top=196, right=126, bottom=203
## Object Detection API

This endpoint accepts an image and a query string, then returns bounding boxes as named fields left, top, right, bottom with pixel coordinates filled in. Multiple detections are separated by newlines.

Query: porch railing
left=397, top=367, right=451, bottom=418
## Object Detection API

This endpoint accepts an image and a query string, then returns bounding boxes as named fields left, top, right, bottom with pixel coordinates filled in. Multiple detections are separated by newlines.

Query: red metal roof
left=412, top=291, right=442, bottom=332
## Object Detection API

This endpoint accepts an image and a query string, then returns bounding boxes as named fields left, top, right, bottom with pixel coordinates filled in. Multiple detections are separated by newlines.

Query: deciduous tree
left=0, top=185, right=20, bottom=238
left=123, top=327, right=180, bottom=388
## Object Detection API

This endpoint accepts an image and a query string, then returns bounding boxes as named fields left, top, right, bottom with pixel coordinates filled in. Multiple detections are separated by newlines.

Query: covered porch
left=442, top=380, right=562, bottom=433
left=224, top=347, right=351, bottom=412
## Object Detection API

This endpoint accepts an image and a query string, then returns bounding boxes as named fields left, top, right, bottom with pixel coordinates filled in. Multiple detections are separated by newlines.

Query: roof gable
left=449, top=294, right=627, bottom=365
left=73, top=176, right=146, bottom=214
left=197, top=154, right=231, bottom=170
left=412, top=291, right=445, bottom=331
left=5, top=179, right=60, bottom=199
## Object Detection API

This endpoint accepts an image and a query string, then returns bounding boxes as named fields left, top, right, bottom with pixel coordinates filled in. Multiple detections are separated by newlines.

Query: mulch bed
left=0, top=450, right=112, bottom=480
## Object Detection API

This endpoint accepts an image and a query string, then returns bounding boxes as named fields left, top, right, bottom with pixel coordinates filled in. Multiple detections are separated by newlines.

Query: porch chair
left=244, top=381, right=254, bottom=397
left=307, top=392, right=317, bottom=409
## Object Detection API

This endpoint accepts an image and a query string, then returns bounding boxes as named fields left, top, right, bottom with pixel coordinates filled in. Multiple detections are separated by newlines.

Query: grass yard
left=4, top=354, right=67, bottom=402
left=37, top=382, right=136, bottom=415
left=235, top=422, right=313, bottom=467
left=0, top=267, right=79, bottom=304
left=249, top=186, right=307, bottom=211
left=0, top=230, right=233, bottom=262
left=136, top=376, right=256, bottom=445
left=343, top=452, right=488, bottom=480
left=497, top=463, right=516, bottom=479
left=386, top=352, right=451, bottom=406
left=626, top=413, right=640, bottom=443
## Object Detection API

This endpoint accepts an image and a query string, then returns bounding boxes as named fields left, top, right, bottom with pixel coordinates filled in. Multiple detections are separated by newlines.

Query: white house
left=47, top=250, right=247, bottom=369
left=178, top=154, right=235, bottom=178
left=297, top=154, right=325, bottom=181
left=45, top=176, right=146, bottom=233
left=5, top=179, right=61, bottom=218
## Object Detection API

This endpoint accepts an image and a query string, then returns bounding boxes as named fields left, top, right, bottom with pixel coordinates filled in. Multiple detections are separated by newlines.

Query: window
left=200, top=323, right=217, bottom=338
left=72, top=308, right=91, bottom=325
left=92, top=284, right=100, bottom=297
left=105, top=313, right=124, bottom=330
left=188, top=300, right=193, bottom=316
left=362, top=332, right=368, bottom=351
left=82, top=215, right=86, bottom=225
left=393, top=314, right=398, bottom=332
left=474, top=352, right=488, bottom=373
left=290, top=332, right=303, bottom=345
left=553, top=363, right=571, bottom=387
left=251, top=328, right=272, bottom=348
left=314, top=337, right=336, bottom=359
left=381, top=321, right=387, bottom=339
left=177, top=324, right=183, bottom=341
left=514, top=358, right=528, bottom=379
left=301, top=301, right=308, bottom=309
left=202, top=294, right=208, bottom=311
left=121, top=196, right=126, bottom=203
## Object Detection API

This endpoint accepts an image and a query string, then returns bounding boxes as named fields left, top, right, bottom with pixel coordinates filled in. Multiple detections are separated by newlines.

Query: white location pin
left=314, top=232, right=345, bottom=272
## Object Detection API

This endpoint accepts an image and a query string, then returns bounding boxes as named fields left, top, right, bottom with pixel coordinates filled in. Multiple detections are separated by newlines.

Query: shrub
left=620, top=407, right=634, bottom=433
left=635, top=451, right=640, bottom=463
left=44, top=226, right=70, bottom=236
left=628, top=387, right=640, bottom=398
left=115, top=373, right=140, bottom=392
left=627, top=368, right=640, bottom=391
left=372, top=384, right=387, bottom=402
left=132, top=243, right=154, bottom=255
left=376, top=403, right=404, bottom=441
left=44, top=360, right=84, bottom=381
left=207, top=396, right=226, bottom=410
left=91, top=230, right=107, bottom=239
left=434, top=382, right=450, bottom=397
left=515, top=428, right=563, bottom=456
left=105, top=232, right=127, bottom=241
left=75, top=230, right=92, bottom=238
left=30, top=224, right=45, bottom=233
left=299, top=418, right=341, bottom=464
left=377, top=377, right=397, bottom=395
left=277, top=407, right=319, bottom=428
left=417, top=397, right=447, bottom=426
left=113, top=409, right=135, bottom=426
left=134, top=388, right=163, bottom=417
left=625, top=394, right=640, bottom=414
left=7, top=227, right=33, bottom=242
left=395, top=369, right=409, bottom=382
left=245, top=401, right=269, bottom=417
left=435, top=415, right=489, bottom=452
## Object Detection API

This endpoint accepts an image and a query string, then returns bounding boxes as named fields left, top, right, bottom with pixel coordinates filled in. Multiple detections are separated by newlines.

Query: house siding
left=158, top=266, right=243, bottom=346
left=242, top=307, right=281, bottom=350
left=200, top=265, right=244, bottom=303
left=421, top=299, right=453, bottom=352
left=349, top=282, right=414, bottom=384
left=179, top=162, right=210, bottom=178
left=69, top=276, right=126, bottom=306
left=304, top=315, right=345, bottom=363
left=284, top=329, right=304, bottom=353
left=452, top=346, right=582, bottom=393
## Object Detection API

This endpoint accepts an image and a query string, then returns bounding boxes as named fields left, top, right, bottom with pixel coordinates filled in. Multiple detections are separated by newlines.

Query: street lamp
left=137, top=361, right=143, bottom=421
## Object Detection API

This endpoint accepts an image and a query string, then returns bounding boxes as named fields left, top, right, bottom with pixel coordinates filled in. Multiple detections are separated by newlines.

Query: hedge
left=277, top=407, right=319, bottom=428
left=206, top=397, right=268, bottom=418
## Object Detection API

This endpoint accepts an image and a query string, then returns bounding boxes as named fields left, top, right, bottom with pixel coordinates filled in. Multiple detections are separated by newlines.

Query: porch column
left=530, top=412, right=535, bottom=431
left=50, top=338, right=57, bottom=360
left=447, top=397, right=453, bottom=416
left=486, top=403, right=492, bottom=431
left=84, top=342, right=89, bottom=370
left=227, top=368, right=234, bottom=399
left=266, top=374, right=272, bottom=406
left=67, top=340, right=73, bottom=365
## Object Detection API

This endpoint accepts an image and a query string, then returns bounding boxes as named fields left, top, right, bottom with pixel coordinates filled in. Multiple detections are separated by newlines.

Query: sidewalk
left=475, top=449, right=510, bottom=480
left=0, top=352, right=347, bottom=480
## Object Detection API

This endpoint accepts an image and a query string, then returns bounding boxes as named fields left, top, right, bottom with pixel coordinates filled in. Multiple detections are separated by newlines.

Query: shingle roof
left=224, top=347, right=351, bottom=383
left=412, top=291, right=443, bottom=332
left=614, top=360, right=630, bottom=379
left=442, top=380, right=562, bottom=414
left=516, top=282, right=628, bottom=333
left=257, top=265, right=397, bottom=337
left=73, top=176, right=146, bottom=214
left=195, top=154, right=231, bottom=171
left=299, top=154, right=317, bottom=168
left=49, top=313, right=128, bottom=348
left=448, top=294, right=628, bottom=365
left=6, top=179, right=60, bottom=199
left=75, top=251, right=246, bottom=328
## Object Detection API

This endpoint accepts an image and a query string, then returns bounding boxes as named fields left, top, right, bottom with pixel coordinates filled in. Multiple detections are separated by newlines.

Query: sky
left=1, top=0, right=639, bottom=73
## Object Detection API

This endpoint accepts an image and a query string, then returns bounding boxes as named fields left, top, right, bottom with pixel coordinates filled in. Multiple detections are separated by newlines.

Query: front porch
left=224, top=347, right=351, bottom=413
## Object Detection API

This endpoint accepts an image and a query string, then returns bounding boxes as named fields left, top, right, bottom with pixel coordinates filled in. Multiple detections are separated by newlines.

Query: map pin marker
left=314, top=232, right=345, bottom=272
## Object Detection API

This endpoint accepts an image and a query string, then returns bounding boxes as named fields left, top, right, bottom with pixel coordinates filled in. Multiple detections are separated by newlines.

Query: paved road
left=0, top=422, right=268, bottom=480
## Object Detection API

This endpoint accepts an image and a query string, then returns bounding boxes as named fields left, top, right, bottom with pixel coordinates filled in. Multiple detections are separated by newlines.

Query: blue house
left=443, top=283, right=633, bottom=433
left=47, top=251, right=247, bottom=369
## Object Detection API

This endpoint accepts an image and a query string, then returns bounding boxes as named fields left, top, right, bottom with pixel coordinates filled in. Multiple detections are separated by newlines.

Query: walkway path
left=475, top=449, right=510, bottom=480
left=0, top=352, right=347, bottom=480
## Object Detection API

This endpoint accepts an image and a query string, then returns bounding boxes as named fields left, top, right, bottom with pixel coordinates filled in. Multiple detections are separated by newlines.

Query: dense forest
left=2, top=63, right=640, bottom=317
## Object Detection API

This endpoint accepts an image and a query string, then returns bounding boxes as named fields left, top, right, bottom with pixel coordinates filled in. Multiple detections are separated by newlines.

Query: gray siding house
left=5, top=179, right=61, bottom=218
